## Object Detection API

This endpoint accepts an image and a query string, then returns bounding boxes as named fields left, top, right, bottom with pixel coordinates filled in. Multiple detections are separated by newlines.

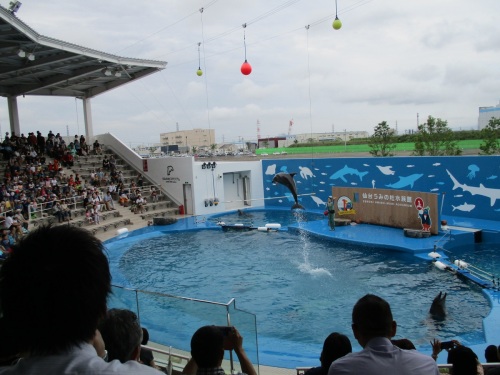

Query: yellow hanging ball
left=197, top=69, right=203, bottom=76
left=332, top=17, right=342, bottom=30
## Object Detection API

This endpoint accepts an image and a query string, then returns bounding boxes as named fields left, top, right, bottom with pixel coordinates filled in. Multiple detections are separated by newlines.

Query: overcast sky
left=2, top=0, right=500, bottom=146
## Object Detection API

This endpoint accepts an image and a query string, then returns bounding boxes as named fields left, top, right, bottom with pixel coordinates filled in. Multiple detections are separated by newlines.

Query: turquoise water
left=108, top=210, right=492, bottom=368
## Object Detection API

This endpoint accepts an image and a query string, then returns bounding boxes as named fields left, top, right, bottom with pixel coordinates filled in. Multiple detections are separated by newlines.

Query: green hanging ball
left=197, top=69, right=203, bottom=76
left=332, top=17, right=342, bottom=30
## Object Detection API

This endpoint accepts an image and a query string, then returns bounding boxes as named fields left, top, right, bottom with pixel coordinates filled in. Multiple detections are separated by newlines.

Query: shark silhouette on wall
left=330, top=165, right=369, bottom=183
left=386, top=174, right=423, bottom=189
left=447, top=169, right=500, bottom=206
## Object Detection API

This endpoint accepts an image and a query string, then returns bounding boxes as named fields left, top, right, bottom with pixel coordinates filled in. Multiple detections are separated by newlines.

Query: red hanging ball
left=241, top=60, right=252, bottom=75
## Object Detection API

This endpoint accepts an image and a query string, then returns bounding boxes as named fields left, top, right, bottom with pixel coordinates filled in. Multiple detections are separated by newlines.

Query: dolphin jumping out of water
left=429, top=291, right=447, bottom=319
left=272, top=172, right=305, bottom=210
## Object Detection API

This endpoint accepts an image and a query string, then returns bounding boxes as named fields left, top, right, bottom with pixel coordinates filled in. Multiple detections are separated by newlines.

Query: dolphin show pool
left=105, top=210, right=497, bottom=368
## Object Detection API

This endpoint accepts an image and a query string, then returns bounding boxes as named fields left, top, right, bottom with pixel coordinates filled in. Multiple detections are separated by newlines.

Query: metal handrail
left=111, top=284, right=258, bottom=374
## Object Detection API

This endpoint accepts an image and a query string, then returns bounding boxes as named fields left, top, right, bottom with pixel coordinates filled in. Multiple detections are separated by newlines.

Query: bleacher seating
left=0, top=132, right=178, bottom=254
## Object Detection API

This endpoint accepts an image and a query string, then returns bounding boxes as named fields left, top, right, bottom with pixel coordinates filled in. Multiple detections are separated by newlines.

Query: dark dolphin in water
left=272, top=172, right=305, bottom=210
left=429, top=291, right=447, bottom=319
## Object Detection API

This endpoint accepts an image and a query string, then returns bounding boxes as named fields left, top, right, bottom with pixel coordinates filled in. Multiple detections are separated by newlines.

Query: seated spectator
left=448, top=345, right=483, bottom=375
left=184, top=325, right=256, bottom=375
left=150, top=187, right=158, bottom=202
left=134, top=194, right=146, bottom=214
left=3, top=212, right=22, bottom=236
left=0, top=225, right=162, bottom=374
left=485, top=345, right=500, bottom=375
left=13, top=209, right=28, bottom=231
left=485, top=345, right=499, bottom=363
left=98, top=308, right=142, bottom=363
left=60, top=201, right=72, bottom=221
left=103, top=155, right=110, bottom=170
left=119, top=192, right=130, bottom=206
left=52, top=201, right=64, bottom=223
left=92, top=203, right=100, bottom=224
left=0, top=233, right=12, bottom=255
left=103, top=191, right=115, bottom=211
left=140, top=327, right=159, bottom=369
left=93, top=140, right=102, bottom=155
left=329, top=294, right=438, bottom=375
left=85, top=206, right=94, bottom=224
left=305, top=333, right=352, bottom=375
left=62, top=152, right=74, bottom=167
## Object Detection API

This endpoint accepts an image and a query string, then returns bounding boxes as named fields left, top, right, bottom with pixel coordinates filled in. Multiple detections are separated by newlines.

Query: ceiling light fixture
left=17, top=49, right=26, bottom=58
left=27, top=52, right=35, bottom=61
left=114, top=70, right=122, bottom=77
left=103, top=68, right=112, bottom=76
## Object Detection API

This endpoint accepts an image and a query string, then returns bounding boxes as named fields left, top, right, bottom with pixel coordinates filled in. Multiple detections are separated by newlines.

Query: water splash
left=294, top=210, right=332, bottom=278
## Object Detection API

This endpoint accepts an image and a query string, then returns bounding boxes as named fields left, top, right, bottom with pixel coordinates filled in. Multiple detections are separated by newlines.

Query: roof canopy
left=0, top=6, right=167, bottom=99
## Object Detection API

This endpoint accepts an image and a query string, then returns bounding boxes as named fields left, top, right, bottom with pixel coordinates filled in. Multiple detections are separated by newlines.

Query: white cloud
left=2, top=0, right=499, bottom=144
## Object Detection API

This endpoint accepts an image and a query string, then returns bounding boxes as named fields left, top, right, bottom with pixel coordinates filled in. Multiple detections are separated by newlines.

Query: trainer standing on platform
left=326, top=196, right=336, bottom=231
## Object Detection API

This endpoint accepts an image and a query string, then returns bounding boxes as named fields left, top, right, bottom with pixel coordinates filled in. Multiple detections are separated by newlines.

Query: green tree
left=191, top=146, right=198, bottom=154
left=369, top=121, right=396, bottom=157
left=413, top=116, right=461, bottom=156
left=479, top=117, right=500, bottom=155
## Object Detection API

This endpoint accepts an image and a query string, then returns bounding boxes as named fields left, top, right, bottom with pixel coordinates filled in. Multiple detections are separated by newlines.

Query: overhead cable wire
left=156, top=0, right=375, bottom=62
left=200, top=7, right=212, bottom=132
left=113, top=0, right=220, bottom=55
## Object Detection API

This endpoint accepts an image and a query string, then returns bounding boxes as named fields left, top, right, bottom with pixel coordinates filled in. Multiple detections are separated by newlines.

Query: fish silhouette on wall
left=330, top=165, right=369, bottom=183
left=386, top=174, right=423, bottom=189
left=447, top=170, right=500, bottom=206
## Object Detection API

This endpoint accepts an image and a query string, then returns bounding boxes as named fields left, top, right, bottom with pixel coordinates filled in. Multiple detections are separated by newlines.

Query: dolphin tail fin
left=290, top=172, right=297, bottom=179
left=359, top=171, right=369, bottom=181
left=292, top=203, right=305, bottom=210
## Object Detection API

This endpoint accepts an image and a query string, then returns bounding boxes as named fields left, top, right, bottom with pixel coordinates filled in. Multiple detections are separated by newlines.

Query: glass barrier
left=109, top=285, right=259, bottom=374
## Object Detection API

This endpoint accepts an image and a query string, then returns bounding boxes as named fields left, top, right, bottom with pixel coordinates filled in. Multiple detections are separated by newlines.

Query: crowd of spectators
left=0, top=130, right=163, bottom=261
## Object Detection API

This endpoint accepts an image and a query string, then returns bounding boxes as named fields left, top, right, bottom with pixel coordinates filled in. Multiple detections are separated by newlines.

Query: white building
left=160, top=129, right=215, bottom=152
left=478, top=102, right=500, bottom=130
left=288, top=131, right=369, bottom=146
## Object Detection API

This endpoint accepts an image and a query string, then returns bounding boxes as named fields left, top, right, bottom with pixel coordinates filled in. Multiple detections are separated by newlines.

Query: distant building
left=160, top=129, right=215, bottom=152
left=291, top=131, right=369, bottom=145
left=257, top=137, right=287, bottom=149
left=478, top=102, right=500, bottom=130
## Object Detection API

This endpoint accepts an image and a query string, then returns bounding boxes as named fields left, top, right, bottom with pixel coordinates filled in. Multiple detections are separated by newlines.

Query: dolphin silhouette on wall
left=272, top=172, right=305, bottom=210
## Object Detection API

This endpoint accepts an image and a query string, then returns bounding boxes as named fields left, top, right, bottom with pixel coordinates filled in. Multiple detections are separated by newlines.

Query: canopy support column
left=7, top=96, right=21, bottom=136
left=82, top=97, right=94, bottom=141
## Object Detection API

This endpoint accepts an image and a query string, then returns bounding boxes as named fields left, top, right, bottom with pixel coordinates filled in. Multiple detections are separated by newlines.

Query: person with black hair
left=305, top=332, right=351, bottom=375
left=328, top=294, right=439, bottom=375
left=447, top=345, right=483, bottom=375
left=485, top=345, right=499, bottom=363
left=484, top=345, right=500, bottom=375
left=183, top=325, right=256, bottom=375
left=0, top=225, right=162, bottom=374
left=98, top=308, right=143, bottom=363
left=140, top=327, right=159, bottom=369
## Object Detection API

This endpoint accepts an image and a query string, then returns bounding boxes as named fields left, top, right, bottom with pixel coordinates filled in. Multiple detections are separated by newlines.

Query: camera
left=216, top=326, right=232, bottom=336
left=441, top=341, right=455, bottom=350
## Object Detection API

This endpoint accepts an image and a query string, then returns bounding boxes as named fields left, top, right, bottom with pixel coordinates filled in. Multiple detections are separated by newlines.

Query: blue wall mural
left=262, top=156, right=500, bottom=222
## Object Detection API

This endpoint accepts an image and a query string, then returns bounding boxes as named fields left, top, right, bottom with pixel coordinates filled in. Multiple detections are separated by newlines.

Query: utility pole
left=344, top=129, right=347, bottom=152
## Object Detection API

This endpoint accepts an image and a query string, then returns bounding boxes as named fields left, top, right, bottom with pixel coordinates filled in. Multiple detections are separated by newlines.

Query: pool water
left=111, top=210, right=492, bottom=368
